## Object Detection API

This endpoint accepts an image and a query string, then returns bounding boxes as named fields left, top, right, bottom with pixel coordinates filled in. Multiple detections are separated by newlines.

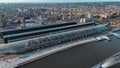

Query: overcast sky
left=0, top=0, right=120, bottom=3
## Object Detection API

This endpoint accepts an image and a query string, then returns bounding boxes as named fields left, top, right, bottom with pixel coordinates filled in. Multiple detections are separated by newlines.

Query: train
left=0, top=25, right=108, bottom=55
left=110, top=20, right=120, bottom=25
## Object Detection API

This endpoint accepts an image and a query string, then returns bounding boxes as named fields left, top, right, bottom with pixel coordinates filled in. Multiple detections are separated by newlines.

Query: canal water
left=18, top=36, right=120, bottom=68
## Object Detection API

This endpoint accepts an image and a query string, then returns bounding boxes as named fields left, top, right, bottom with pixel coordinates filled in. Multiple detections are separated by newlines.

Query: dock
left=110, top=32, right=120, bottom=39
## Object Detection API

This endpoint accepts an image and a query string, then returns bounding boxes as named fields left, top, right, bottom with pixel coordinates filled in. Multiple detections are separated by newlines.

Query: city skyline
left=0, top=0, right=120, bottom=3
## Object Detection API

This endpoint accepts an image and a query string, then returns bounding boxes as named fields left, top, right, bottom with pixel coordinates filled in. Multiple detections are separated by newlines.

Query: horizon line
left=0, top=1, right=120, bottom=3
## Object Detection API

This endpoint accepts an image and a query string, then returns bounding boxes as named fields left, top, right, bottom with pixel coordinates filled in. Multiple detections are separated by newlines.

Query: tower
left=87, top=12, right=94, bottom=18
